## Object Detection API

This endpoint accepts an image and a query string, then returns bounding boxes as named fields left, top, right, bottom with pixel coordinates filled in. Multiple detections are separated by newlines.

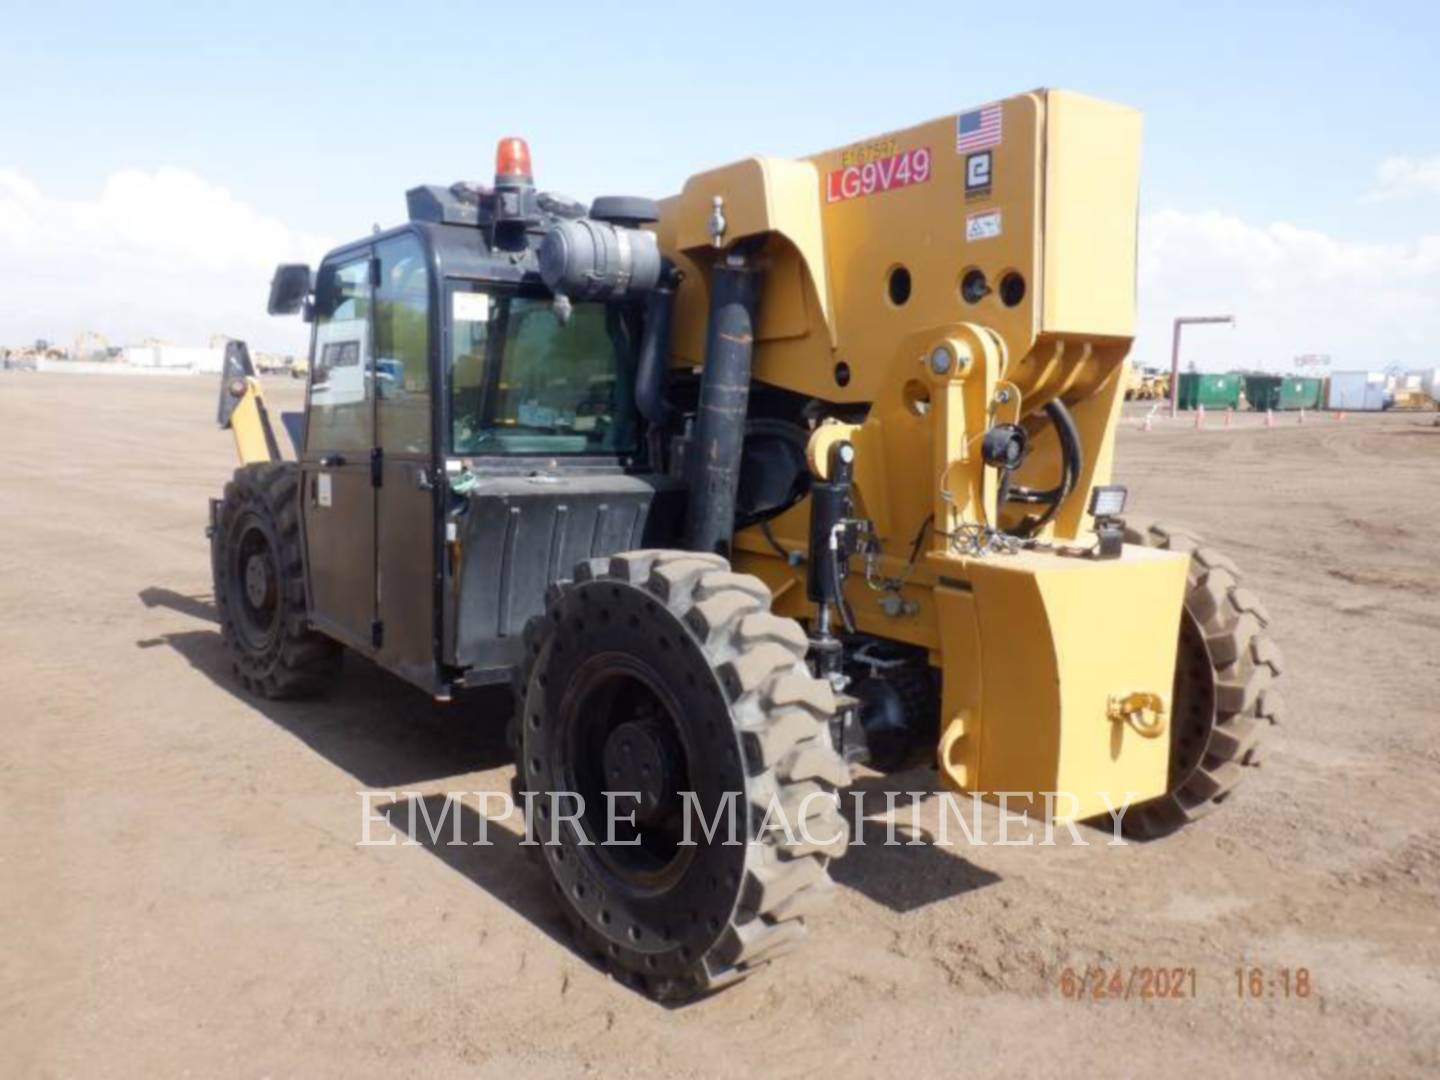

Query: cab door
left=372, top=233, right=438, bottom=688
left=302, top=250, right=378, bottom=651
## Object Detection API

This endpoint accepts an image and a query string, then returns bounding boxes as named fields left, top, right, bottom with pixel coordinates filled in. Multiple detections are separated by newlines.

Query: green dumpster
left=1244, top=374, right=1324, bottom=411
left=1279, top=376, right=1324, bottom=410
left=1243, top=374, right=1282, bottom=410
left=1177, top=372, right=1242, bottom=410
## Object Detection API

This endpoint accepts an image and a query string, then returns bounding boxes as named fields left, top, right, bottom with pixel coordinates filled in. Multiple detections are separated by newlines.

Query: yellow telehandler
left=212, top=90, right=1283, bottom=999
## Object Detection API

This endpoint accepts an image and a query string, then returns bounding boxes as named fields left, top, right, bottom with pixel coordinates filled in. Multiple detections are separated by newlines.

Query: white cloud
left=0, top=168, right=330, bottom=354
left=3, top=167, right=1437, bottom=377
left=1363, top=154, right=1440, bottom=202
left=1137, top=208, right=1440, bottom=372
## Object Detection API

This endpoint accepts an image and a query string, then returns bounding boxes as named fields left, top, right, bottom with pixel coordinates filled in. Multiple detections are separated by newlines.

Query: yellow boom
left=216, top=340, right=281, bottom=466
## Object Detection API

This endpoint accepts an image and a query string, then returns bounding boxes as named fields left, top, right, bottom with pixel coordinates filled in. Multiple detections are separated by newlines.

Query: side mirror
left=267, top=264, right=312, bottom=316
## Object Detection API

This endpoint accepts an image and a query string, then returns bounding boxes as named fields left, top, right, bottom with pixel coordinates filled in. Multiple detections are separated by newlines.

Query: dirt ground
left=2, top=371, right=1437, bottom=1078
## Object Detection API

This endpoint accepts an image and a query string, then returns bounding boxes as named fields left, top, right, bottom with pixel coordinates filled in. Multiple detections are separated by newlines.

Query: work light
left=1088, top=485, right=1128, bottom=559
left=1088, top=485, right=1128, bottom=519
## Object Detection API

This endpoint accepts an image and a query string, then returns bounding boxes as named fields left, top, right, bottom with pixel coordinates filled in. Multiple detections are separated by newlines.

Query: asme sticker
left=825, top=146, right=932, bottom=203
left=966, top=209, right=1001, bottom=242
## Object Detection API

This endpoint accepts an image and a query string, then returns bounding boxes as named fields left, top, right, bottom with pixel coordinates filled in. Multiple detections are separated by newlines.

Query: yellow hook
left=1107, top=691, right=1168, bottom=739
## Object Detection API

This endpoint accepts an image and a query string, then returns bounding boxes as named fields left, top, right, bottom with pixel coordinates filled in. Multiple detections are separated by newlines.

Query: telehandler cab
left=211, top=92, right=1284, bottom=999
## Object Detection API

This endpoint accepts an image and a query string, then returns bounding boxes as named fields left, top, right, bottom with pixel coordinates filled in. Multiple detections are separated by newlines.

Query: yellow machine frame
left=656, top=90, right=1188, bottom=820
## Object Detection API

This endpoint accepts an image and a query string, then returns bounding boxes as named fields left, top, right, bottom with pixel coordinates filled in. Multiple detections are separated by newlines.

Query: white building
left=124, top=344, right=224, bottom=372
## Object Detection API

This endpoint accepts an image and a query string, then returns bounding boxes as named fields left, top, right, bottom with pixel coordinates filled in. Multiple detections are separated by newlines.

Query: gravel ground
left=2, top=372, right=1437, bottom=1078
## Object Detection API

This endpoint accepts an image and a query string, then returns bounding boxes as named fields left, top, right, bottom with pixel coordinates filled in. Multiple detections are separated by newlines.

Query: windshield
left=449, top=286, right=638, bottom=456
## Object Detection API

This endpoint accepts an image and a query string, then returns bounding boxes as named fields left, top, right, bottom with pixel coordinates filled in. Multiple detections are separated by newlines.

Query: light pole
left=1168, top=315, right=1235, bottom=418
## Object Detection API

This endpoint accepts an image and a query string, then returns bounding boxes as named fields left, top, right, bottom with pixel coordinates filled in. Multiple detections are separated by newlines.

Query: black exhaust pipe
left=683, top=253, right=762, bottom=558
left=634, top=265, right=678, bottom=427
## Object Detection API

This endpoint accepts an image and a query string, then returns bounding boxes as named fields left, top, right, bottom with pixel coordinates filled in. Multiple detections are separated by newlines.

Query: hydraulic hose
left=1005, top=399, right=1083, bottom=535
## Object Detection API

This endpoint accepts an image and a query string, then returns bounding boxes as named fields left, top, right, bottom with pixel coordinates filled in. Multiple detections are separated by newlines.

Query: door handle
left=319, top=454, right=347, bottom=467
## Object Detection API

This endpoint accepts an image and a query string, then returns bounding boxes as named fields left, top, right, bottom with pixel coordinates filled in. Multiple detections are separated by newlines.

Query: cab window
left=307, top=255, right=372, bottom=453
left=374, top=234, right=431, bottom=455
left=449, top=286, right=636, bottom=456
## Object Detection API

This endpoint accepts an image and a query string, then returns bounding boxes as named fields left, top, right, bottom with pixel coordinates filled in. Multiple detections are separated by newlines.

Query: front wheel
left=512, top=550, right=849, bottom=1000
left=1121, top=521, right=1285, bottom=838
left=212, top=463, right=341, bottom=698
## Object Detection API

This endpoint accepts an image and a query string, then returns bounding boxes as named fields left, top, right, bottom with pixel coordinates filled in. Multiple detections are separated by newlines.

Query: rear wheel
left=512, top=550, right=849, bottom=1000
left=1122, top=521, right=1285, bottom=838
left=212, top=463, right=341, bottom=698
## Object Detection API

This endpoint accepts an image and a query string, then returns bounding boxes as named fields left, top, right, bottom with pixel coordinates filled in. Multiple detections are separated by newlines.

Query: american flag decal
left=956, top=104, right=1002, bottom=153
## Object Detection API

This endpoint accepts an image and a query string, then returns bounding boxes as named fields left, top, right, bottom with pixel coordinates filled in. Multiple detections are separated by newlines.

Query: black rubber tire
left=511, top=550, right=849, bottom=1001
left=1121, top=521, right=1285, bottom=838
left=212, top=463, right=341, bottom=699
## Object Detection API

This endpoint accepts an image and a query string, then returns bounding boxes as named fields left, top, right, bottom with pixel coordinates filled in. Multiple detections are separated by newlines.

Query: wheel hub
left=602, top=718, right=681, bottom=825
left=244, top=552, right=273, bottom=609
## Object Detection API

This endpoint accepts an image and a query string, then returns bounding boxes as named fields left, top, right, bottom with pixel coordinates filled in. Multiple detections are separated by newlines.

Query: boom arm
left=217, top=340, right=281, bottom=466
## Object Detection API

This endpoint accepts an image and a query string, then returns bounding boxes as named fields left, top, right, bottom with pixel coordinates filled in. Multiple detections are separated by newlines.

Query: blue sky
left=2, top=0, right=1438, bottom=368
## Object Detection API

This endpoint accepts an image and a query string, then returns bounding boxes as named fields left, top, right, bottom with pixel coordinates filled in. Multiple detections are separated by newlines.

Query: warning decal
left=966, top=209, right=1002, bottom=242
